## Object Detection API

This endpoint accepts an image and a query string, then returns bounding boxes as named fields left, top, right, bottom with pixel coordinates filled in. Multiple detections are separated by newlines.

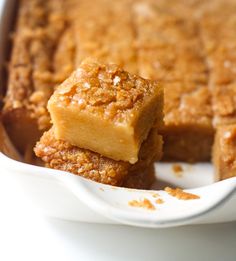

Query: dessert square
left=34, top=128, right=163, bottom=187
left=162, top=81, right=214, bottom=162
left=201, top=8, right=236, bottom=127
left=48, top=59, right=163, bottom=163
left=133, top=1, right=213, bottom=162
left=2, top=0, right=68, bottom=153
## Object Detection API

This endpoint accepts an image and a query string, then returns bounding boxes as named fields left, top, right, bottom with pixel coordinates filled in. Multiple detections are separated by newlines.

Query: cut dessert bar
left=48, top=59, right=163, bottom=163
left=133, top=1, right=213, bottom=161
left=200, top=10, right=236, bottom=126
left=34, top=128, right=163, bottom=187
left=162, top=81, right=213, bottom=161
left=213, top=125, right=236, bottom=180
left=2, top=0, right=68, bottom=153
left=200, top=4, right=236, bottom=180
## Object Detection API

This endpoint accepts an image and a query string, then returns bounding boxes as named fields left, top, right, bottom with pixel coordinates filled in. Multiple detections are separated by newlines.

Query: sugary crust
left=74, top=0, right=137, bottom=74
left=164, top=82, right=212, bottom=128
left=133, top=2, right=207, bottom=82
left=51, top=58, right=162, bottom=124
left=200, top=3, right=236, bottom=126
left=137, top=47, right=208, bottom=83
left=3, top=0, right=70, bottom=131
left=133, top=2, right=211, bottom=112
left=34, top=128, right=163, bottom=187
left=211, top=83, right=236, bottom=126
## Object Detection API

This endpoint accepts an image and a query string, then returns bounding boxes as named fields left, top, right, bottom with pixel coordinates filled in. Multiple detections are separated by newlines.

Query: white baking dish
left=1, top=0, right=236, bottom=228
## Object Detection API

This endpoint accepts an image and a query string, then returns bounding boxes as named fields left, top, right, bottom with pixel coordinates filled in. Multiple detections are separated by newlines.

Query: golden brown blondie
left=199, top=1, right=236, bottom=179
left=200, top=3, right=236, bottom=126
left=48, top=59, right=163, bottom=163
left=162, top=82, right=213, bottom=161
left=2, top=0, right=70, bottom=153
left=133, top=1, right=214, bottom=161
left=34, top=128, right=162, bottom=187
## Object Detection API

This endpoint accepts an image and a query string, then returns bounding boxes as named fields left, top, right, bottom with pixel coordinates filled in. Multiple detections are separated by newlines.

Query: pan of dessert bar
left=0, top=0, right=236, bottom=228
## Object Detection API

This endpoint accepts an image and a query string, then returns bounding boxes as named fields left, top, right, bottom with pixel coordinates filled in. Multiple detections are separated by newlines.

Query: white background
left=0, top=177, right=236, bottom=261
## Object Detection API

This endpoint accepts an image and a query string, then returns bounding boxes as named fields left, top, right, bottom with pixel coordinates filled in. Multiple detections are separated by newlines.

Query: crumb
left=155, top=198, right=164, bottom=204
left=164, top=187, right=200, bottom=200
left=99, top=187, right=104, bottom=191
left=128, top=198, right=156, bottom=210
left=172, top=164, right=183, bottom=177
left=152, top=193, right=160, bottom=198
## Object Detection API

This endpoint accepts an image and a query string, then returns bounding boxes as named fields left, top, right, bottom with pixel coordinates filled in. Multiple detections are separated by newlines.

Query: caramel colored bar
left=200, top=2, right=236, bottom=180
left=201, top=10, right=236, bottom=127
left=48, top=59, right=163, bottom=163
left=133, top=1, right=213, bottom=161
left=163, top=82, right=213, bottom=161
left=2, top=0, right=67, bottom=153
left=213, top=125, right=236, bottom=180
left=200, top=4, right=236, bottom=126
left=34, top=128, right=163, bottom=187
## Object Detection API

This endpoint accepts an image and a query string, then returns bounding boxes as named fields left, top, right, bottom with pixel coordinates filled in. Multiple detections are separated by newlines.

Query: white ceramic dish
left=1, top=0, right=236, bottom=228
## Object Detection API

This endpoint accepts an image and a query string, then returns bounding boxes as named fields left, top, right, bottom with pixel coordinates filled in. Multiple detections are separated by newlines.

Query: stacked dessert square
left=34, top=59, right=164, bottom=188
